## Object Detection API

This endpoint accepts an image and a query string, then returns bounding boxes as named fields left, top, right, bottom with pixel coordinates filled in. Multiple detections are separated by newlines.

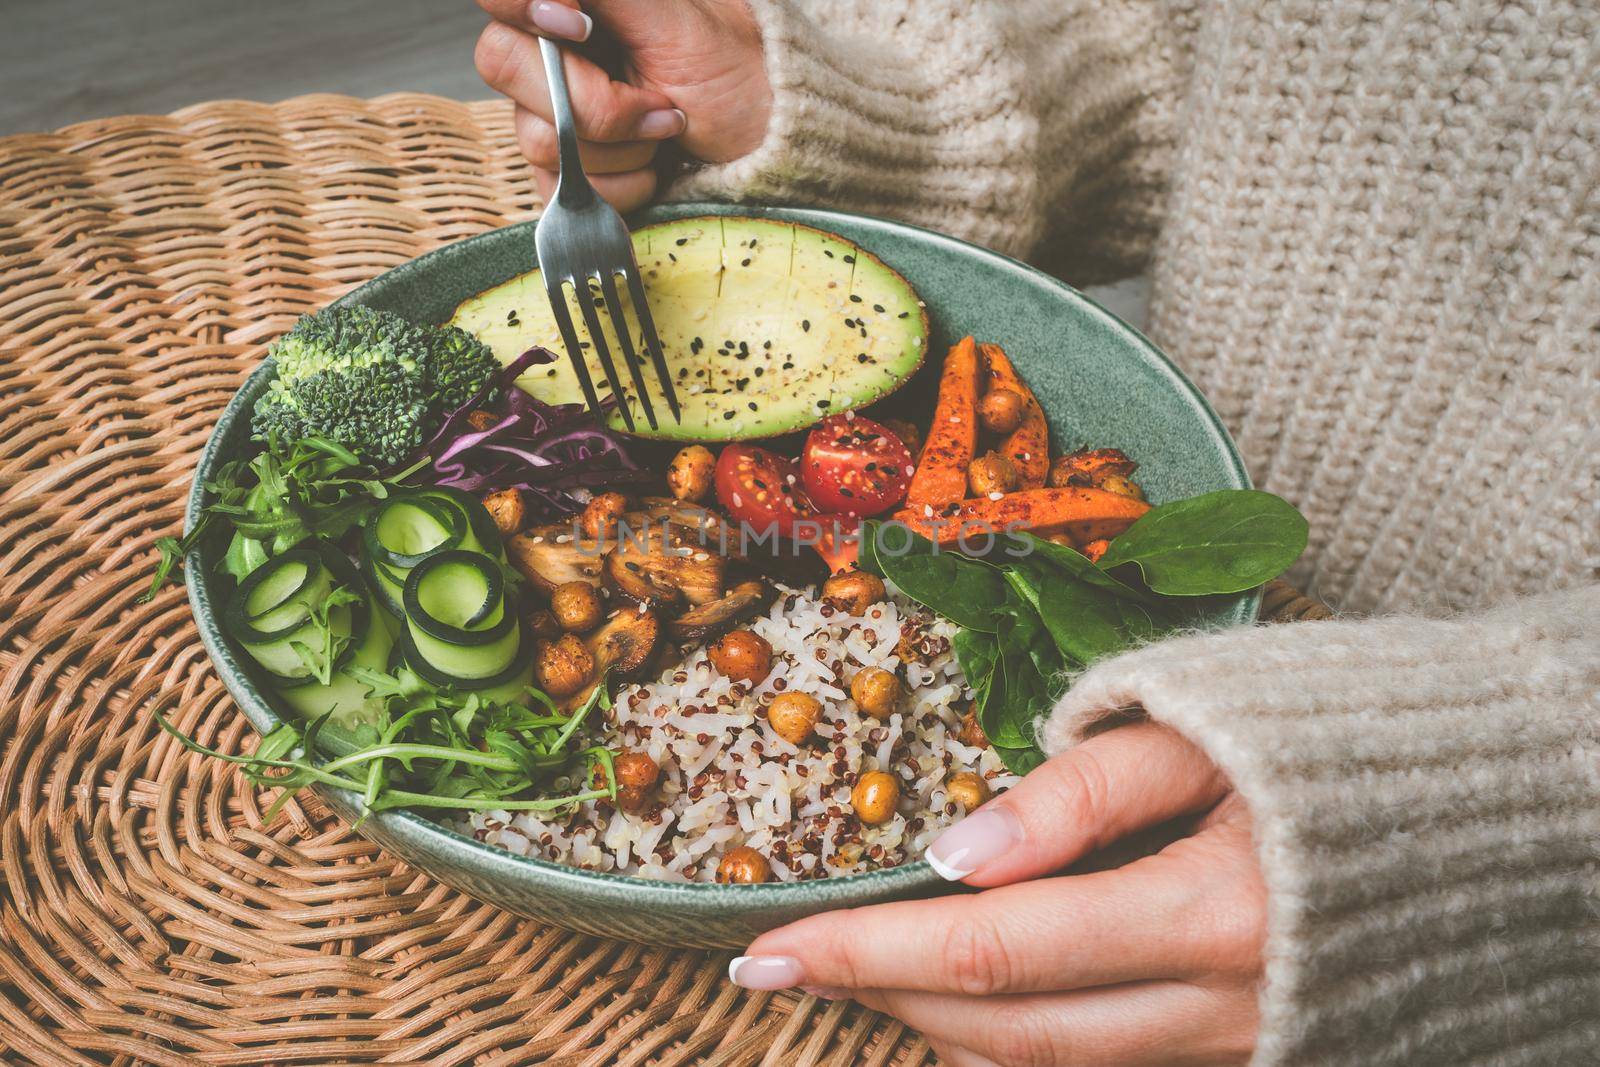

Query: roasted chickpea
left=613, top=750, right=660, bottom=790
left=535, top=633, right=594, bottom=698
left=527, top=607, right=561, bottom=641
left=482, top=488, right=526, bottom=536
left=598, top=750, right=660, bottom=814
left=579, top=491, right=629, bottom=541
left=1081, top=538, right=1110, bottom=563
left=881, top=418, right=923, bottom=457
left=945, top=771, right=989, bottom=811
left=978, top=388, right=1026, bottom=434
left=968, top=451, right=1018, bottom=497
left=550, top=581, right=604, bottom=633
left=708, top=629, right=773, bottom=684
left=1099, top=474, right=1145, bottom=501
left=957, top=708, right=990, bottom=749
left=849, top=667, right=901, bottom=721
left=666, top=445, right=716, bottom=503
left=716, top=845, right=773, bottom=884
left=851, top=769, right=901, bottom=825
left=465, top=409, right=498, bottom=432
left=767, top=692, right=823, bottom=746
left=822, top=569, right=886, bottom=616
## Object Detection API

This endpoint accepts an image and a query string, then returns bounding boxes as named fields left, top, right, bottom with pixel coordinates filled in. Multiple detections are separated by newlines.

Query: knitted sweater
left=671, top=2, right=1600, bottom=1063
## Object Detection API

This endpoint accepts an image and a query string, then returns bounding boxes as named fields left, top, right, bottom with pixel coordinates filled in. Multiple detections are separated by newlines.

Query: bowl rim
left=184, top=201, right=1255, bottom=903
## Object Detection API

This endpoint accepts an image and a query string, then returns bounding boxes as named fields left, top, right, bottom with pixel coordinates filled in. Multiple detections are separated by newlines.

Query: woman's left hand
left=728, top=723, right=1266, bottom=1066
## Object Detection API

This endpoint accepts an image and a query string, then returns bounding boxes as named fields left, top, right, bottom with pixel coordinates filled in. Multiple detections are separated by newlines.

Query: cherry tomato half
left=800, top=414, right=915, bottom=518
left=715, top=444, right=809, bottom=537
left=715, top=443, right=862, bottom=573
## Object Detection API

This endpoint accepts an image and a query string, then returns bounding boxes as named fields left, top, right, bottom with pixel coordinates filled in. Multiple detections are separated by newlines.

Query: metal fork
left=534, top=36, right=679, bottom=431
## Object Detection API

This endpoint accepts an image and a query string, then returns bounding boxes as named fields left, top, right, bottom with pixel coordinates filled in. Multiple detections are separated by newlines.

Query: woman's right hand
left=474, top=0, right=773, bottom=211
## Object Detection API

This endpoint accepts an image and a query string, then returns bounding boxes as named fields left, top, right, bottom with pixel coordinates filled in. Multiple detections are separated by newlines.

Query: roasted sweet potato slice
left=893, top=487, right=1149, bottom=547
left=979, top=343, right=1049, bottom=489
left=905, top=336, right=979, bottom=508
left=1047, top=447, right=1138, bottom=489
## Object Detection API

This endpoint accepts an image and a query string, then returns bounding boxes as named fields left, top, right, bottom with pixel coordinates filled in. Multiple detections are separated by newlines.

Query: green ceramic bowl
left=186, top=203, right=1252, bottom=948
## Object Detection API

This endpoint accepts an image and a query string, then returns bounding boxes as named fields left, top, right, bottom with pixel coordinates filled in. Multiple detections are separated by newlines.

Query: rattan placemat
left=0, top=93, right=1331, bottom=1066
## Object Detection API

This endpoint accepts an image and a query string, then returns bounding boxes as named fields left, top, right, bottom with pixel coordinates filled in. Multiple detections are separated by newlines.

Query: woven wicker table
left=0, top=93, right=1331, bottom=1067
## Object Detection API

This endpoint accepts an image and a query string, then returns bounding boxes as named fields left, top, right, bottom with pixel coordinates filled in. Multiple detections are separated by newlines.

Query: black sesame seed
left=740, top=258, right=751, bottom=267
left=843, top=254, right=856, bottom=264
left=723, top=411, right=736, bottom=420
left=849, top=294, right=863, bottom=303
left=675, top=237, right=688, bottom=245
left=818, top=399, right=831, bottom=409
left=801, top=320, right=811, bottom=332
left=748, top=402, right=758, bottom=411
left=898, top=311, right=909, bottom=318
left=782, top=361, right=794, bottom=370
left=873, top=304, right=885, bottom=313
left=824, top=249, right=834, bottom=258
left=857, top=353, right=869, bottom=363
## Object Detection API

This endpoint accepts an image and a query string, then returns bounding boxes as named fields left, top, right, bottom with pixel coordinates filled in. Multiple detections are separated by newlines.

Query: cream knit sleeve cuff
left=1043, top=584, right=1600, bottom=1066
left=667, top=0, right=1184, bottom=277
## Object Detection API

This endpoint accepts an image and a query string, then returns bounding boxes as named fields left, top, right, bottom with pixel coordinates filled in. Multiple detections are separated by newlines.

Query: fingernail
left=802, top=985, right=850, bottom=1001
left=926, top=806, right=1023, bottom=881
left=530, top=1, right=592, bottom=42
left=635, top=108, right=687, bottom=139
left=728, top=955, right=804, bottom=990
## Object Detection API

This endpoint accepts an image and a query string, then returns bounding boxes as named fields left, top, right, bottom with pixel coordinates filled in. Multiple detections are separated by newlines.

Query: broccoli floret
left=252, top=305, right=499, bottom=466
left=423, top=324, right=501, bottom=411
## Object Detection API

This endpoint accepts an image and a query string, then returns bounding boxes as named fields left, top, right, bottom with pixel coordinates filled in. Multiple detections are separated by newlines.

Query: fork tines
left=543, top=269, right=678, bottom=432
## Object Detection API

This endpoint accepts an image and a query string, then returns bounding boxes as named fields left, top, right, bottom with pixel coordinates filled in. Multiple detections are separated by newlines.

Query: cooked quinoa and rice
left=463, top=584, right=1018, bottom=882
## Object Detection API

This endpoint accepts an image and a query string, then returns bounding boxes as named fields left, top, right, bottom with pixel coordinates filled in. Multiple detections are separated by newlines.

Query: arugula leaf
left=1096, top=489, right=1308, bottom=596
left=143, top=435, right=414, bottom=600
left=861, top=521, right=1008, bottom=631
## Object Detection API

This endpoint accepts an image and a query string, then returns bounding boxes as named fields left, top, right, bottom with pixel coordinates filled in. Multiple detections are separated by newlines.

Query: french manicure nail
left=530, top=1, right=592, bottom=42
left=925, top=806, right=1023, bottom=881
left=635, top=108, right=687, bottom=140
left=728, top=955, right=804, bottom=990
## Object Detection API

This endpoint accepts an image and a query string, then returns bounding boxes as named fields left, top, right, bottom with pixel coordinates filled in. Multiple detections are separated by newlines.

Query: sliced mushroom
left=603, top=530, right=727, bottom=610
left=628, top=497, right=742, bottom=560
left=589, top=607, right=661, bottom=677
left=603, top=549, right=686, bottom=613
left=668, top=580, right=776, bottom=643
left=562, top=607, right=661, bottom=711
left=507, top=525, right=603, bottom=594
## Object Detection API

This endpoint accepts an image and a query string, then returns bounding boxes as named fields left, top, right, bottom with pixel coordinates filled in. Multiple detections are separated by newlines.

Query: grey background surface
left=1, top=0, right=1149, bottom=324
left=0, top=0, right=489, bottom=136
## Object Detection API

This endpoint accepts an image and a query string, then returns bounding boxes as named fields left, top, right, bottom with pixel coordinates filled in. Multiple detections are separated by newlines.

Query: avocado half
left=448, top=217, right=929, bottom=440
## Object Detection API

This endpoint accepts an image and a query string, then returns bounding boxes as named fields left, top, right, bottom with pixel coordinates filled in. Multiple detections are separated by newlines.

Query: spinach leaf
left=1008, top=533, right=1167, bottom=609
left=952, top=628, right=999, bottom=707
left=861, top=521, right=1008, bottom=631
left=983, top=604, right=1061, bottom=755
left=1097, top=489, right=1308, bottom=595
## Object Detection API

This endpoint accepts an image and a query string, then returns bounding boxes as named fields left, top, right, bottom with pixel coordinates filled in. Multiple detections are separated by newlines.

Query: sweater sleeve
left=1043, top=584, right=1600, bottom=1067
left=666, top=0, right=1191, bottom=283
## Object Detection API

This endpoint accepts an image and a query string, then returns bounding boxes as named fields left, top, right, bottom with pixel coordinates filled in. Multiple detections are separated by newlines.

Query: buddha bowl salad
left=155, top=217, right=1307, bottom=884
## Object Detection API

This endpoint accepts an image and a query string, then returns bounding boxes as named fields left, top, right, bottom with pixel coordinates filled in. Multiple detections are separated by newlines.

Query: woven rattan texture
left=0, top=93, right=1331, bottom=1067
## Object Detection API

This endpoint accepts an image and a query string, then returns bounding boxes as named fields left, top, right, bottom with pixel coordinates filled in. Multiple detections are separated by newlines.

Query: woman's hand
left=474, top=0, right=772, bottom=211
left=729, top=723, right=1266, bottom=1066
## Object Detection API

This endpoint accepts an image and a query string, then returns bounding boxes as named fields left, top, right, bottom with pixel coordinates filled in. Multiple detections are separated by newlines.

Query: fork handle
left=539, top=36, right=589, bottom=201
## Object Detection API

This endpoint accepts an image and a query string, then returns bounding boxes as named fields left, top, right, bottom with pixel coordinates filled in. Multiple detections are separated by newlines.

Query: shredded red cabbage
left=422, top=346, right=652, bottom=516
